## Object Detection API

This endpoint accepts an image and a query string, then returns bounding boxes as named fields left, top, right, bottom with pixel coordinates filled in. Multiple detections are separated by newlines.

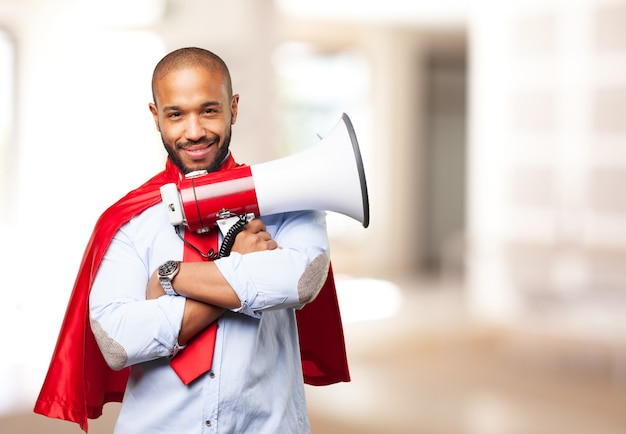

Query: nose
left=184, top=115, right=206, bottom=142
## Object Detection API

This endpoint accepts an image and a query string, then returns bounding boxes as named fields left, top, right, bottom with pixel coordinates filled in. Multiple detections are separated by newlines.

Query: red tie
left=170, top=229, right=219, bottom=385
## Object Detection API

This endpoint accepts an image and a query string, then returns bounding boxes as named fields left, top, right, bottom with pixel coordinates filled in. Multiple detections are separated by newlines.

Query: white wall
left=467, top=0, right=626, bottom=336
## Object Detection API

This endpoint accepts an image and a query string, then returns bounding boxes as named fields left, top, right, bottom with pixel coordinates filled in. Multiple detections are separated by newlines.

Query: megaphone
left=160, top=113, right=369, bottom=236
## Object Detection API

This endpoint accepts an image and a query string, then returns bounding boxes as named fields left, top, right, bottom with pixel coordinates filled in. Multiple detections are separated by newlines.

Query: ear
left=230, top=94, right=239, bottom=125
left=149, top=102, right=161, bottom=132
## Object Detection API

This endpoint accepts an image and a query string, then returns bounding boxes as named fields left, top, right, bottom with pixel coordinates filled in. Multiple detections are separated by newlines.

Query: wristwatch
left=158, top=260, right=180, bottom=296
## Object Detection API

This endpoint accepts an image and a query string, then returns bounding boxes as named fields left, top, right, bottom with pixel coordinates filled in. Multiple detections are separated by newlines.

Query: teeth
left=180, top=141, right=213, bottom=151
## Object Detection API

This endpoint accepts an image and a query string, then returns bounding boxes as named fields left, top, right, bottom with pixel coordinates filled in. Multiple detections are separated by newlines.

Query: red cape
left=34, top=157, right=350, bottom=432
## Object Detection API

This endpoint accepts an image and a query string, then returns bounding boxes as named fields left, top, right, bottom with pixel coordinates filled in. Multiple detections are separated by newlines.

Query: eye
left=167, top=112, right=181, bottom=119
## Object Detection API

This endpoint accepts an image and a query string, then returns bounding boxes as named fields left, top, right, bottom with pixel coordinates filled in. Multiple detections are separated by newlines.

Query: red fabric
left=171, top=323, right=218, bottom=385
left=296, top=263, right=349, bottom=386
left=33, top=157, right=350, bottom=432
left=170, top=228, right=219, bottom=385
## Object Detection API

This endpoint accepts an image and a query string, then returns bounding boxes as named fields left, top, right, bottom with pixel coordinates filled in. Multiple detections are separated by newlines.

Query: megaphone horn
left=160, top=113, right=370, bottom=233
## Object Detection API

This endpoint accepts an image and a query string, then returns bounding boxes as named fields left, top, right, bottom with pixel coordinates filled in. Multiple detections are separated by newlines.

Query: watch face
left=159, top=260, right=178, bottom=276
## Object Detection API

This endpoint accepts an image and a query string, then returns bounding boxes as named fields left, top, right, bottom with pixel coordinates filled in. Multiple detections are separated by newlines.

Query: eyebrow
left=162, top=101, right=222, bottom=112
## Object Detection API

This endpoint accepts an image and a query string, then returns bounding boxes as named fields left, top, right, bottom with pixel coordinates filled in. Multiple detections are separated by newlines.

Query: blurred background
left=1, top=0, right=626, bottom=432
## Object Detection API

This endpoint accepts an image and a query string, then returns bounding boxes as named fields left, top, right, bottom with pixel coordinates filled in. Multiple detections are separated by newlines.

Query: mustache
left=176, top=137, right=217, bottom=150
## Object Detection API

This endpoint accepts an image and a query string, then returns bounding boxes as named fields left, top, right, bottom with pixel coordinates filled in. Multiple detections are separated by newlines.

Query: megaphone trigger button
left=217, top=208, right=234, bottom=219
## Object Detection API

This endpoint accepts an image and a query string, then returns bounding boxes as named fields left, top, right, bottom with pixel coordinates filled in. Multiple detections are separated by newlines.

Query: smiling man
left=34, top=47, right=349, bottom=434
left=149, top=51, right=237, bottom=174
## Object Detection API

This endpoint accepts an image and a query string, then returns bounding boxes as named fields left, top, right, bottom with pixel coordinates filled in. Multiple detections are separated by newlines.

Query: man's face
left=149, top=66, right=239, bottom=174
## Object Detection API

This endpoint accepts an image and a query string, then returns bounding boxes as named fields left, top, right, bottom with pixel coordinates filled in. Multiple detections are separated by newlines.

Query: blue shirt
left=89, top=202, right=330, bottom=433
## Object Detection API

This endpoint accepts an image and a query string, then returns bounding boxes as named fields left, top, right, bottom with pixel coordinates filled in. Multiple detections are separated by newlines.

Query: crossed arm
left=90, top=209, right=329, bottom=370
left=145, top=218, right=278, bottom=345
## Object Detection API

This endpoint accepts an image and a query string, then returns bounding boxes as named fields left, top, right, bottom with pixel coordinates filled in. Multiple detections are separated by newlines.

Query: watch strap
left=160, top=278, right=179, bottom=296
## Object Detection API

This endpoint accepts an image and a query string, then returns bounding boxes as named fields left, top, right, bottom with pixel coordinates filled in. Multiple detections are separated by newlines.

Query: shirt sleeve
left=214, top=210, right=330, bottom=318
left=89, top=222, right=186, bottom=368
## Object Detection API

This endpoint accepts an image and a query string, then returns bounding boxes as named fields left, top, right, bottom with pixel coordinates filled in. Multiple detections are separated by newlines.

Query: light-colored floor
left=3, top=275, right=626, bottom=434
left=307, top=275, right=626, bottom=434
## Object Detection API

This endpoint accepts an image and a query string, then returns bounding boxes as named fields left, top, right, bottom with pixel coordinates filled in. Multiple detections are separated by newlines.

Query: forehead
left=154, top=66, right=228, bottom=107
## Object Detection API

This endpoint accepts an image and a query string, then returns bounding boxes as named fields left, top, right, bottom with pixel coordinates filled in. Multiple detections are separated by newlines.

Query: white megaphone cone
left=252, top=113, right=369, bottom=227
left=160, top=113, right=369, bottom=234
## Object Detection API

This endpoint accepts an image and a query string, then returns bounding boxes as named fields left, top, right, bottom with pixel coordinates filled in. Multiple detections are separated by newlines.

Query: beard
left=163, top=127, right=232, bottom=174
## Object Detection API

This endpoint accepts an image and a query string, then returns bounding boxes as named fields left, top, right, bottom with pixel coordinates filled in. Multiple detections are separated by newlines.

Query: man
left=34, top=47, right=349, bottom=433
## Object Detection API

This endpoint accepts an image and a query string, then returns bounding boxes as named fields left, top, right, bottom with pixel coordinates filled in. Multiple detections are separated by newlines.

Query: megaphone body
left=160, top=113, right=369, bottom=234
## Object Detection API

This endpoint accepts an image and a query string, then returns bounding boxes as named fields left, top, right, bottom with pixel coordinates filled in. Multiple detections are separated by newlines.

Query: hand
left=146, top=269, right=165, bottom=300
left=231, top=218, right=278, bottom=255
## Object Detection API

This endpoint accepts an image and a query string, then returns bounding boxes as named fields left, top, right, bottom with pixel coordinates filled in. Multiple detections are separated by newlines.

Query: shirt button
left=209, top=371, right=216, bottom=378
left=205, top=420, right=211, bottom=427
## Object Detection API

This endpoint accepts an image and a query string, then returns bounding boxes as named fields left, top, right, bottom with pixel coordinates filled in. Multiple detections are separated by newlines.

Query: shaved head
left=151, top=47, right=233, bottom=105
left=149, top=47, right=239, bottom=174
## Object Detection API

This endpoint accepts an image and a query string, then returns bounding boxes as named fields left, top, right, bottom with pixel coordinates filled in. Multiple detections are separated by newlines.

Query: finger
left=246, top=218, right=266, bottom=233
left=258, top=231, right=273, bottom=242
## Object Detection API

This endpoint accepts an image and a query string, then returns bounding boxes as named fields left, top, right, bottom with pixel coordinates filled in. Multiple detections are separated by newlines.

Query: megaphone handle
left=173, top=214, right=249, bottom=260
left=217, top=214, right=249, bottom=258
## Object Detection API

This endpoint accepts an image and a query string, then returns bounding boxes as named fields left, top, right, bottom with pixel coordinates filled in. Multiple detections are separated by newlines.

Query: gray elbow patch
left=297, top=254, right=331, bottom=304
left=90, top=316, right=128, bottom=371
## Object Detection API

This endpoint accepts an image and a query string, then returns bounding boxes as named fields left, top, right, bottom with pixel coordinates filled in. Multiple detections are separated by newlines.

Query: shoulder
left=95, top=169, right=170, bottom=227
left=88, top=170, right=170, bottom=249
left=262, top=210, right=327, bottom=241
left=262, top=209, right=324, bottom=225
